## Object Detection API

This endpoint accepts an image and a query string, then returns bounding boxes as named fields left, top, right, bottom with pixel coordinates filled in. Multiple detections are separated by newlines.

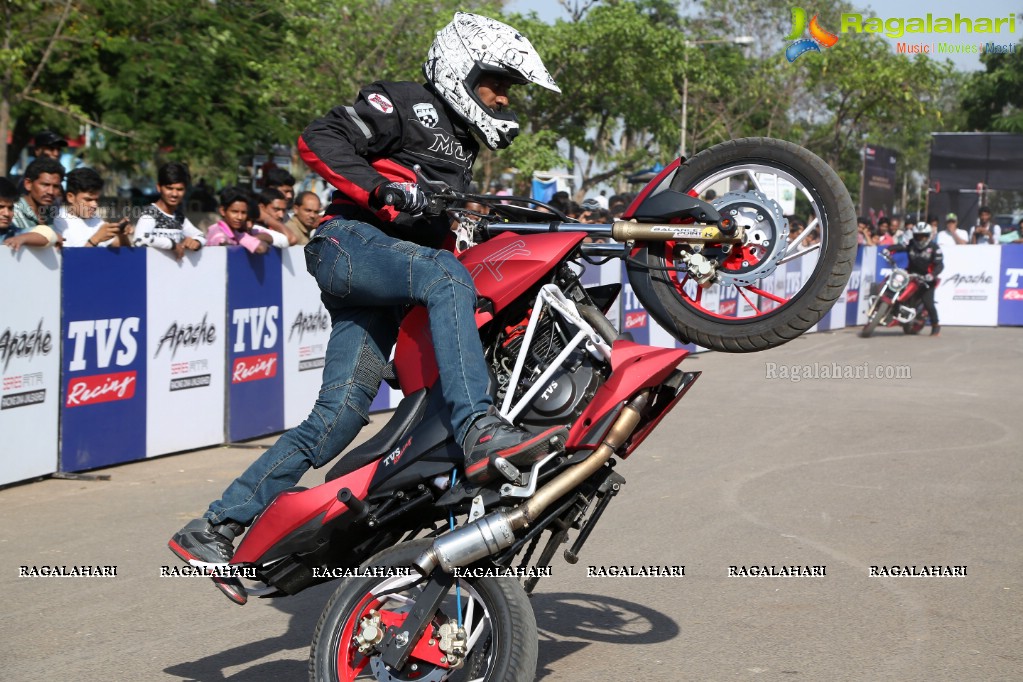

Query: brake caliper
left=437, top=621, right=468, bottom=669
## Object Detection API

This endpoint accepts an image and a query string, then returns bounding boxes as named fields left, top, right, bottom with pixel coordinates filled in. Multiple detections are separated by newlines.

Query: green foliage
left=0, top=0, right=977, bottom=203
left=960, top=42, right=1023, bottom=133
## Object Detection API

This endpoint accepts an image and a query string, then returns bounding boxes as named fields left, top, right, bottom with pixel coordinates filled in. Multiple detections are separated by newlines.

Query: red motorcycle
left=211, top=138, right=855, bottom=681
left=860, top=250, right=933, bottom=338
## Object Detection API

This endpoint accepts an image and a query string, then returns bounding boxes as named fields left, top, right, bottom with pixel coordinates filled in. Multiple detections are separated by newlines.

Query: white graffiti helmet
left=912, top=221, right=931, bottom=241
left=424, top=12, right=560, bottom=150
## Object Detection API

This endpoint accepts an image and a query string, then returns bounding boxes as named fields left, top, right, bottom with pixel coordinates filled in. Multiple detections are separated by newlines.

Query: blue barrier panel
left=846, top=247, right=863, bottom=326
left=998, top=244, right=1023, bottom=325
left=60, top=249, right=148, bottom=471
left=227, top=247, right=284, bottom=441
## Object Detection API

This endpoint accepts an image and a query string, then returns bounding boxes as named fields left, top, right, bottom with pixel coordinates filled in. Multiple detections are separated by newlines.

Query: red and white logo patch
left=624, top=312, right=647, bottom=329
left=1003, top=289, right=1023, bottom=301
left=66, top=371, right=137, bottom=407
left=367, top=93, right=394, bottom=114
left=232, top=353, right=278, bottom=383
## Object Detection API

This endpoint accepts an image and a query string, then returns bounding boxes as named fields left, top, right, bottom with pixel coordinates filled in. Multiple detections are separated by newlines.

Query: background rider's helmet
left=423, top=12, right=561, bottom=150
left=912, top=221, right=931, bottom=243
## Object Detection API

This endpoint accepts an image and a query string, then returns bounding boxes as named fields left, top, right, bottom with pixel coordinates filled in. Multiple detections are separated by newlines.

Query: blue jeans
left=206, top=219, right=492, bottom=525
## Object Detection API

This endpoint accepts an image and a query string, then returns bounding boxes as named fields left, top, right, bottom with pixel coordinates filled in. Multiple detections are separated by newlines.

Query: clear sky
left=504, top=0, right=1022, bottom=71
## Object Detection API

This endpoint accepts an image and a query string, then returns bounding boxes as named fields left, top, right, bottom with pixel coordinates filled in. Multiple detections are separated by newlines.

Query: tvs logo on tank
left=65, top=317, right=140, bottom=407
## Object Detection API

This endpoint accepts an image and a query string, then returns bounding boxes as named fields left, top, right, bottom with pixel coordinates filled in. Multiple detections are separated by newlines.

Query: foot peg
left=492, top=457, right=521, bottom=484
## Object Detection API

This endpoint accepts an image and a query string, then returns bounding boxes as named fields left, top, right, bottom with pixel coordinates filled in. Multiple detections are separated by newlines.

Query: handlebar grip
left=381, top=188, right=406, bottom=211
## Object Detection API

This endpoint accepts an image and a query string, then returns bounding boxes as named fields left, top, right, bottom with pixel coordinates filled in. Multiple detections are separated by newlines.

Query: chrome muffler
left=414, top=391, right=650, bottom=576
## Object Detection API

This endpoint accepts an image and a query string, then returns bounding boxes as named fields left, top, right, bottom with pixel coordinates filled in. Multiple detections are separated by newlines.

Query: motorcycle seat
left=324, top=388, right=429, bottom=482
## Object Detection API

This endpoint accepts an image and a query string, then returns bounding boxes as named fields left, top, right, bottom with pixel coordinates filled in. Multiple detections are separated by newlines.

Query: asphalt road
left=2, top=326, right=1021, bottom=681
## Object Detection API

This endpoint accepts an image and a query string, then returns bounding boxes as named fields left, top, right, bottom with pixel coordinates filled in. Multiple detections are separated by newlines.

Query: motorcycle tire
left=309, top=539, right=537, bottom=682
left=904, top=310, right=927, bottom=334
left=860, top=302, right=890, bottom=338
left=627, top=137, right=856, bottom=352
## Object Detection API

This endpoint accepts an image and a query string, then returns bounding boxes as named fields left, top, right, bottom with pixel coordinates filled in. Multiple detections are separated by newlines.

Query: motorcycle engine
left=492, top=308, right=604, bottom=430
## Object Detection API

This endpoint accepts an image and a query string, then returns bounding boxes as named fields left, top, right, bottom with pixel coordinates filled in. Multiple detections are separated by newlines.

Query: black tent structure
left=928, top=132, right=1023, bottom=227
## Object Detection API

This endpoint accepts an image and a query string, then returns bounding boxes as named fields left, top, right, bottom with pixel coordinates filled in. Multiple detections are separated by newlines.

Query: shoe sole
left=168, top=539, right=247, bottom=605
left=465, top=425, right=568, bottom=482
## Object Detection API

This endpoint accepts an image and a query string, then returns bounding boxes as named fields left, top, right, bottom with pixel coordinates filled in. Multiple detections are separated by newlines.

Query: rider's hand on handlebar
left=924, top=273, right=934, bottom=283
left=881, top=248, right=891, bottom=258
left=375, top=182, right=429, bottom=217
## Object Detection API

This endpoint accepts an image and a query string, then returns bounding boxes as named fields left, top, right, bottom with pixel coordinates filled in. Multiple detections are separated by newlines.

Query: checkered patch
left=413, top=103, right=439, bottom=128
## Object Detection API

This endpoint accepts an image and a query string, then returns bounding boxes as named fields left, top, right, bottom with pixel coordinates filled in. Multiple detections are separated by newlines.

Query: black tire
left=860, top=301, right=890, bottom=338
left=309, top=539, right=537, bottom=682
left=627, top=137, right=857, bottom=352
left=903, top=307, right=927, bottom=334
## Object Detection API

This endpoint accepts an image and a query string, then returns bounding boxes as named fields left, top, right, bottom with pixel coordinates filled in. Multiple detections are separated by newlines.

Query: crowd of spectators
left=1, top=133, right=309, bottom=258
left=857, top=208, right=1023, bottom=247
left=6, top=131, right=1023, bottom=259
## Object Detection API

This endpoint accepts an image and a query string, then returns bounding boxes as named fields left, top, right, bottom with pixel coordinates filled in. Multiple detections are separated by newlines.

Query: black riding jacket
left=299, top=81, right=479, bottom=248
left=890, top=239, right=944, bottom=278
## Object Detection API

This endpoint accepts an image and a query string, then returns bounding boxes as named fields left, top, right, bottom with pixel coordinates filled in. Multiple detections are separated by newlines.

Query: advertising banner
left=856, top=246, right=879, bottom=325
left=145, top=249, right=227, bottom=457
left=933, top=245, right=1000, bottom=326
left=846, top=246, right=863, bottom=326
left=998, top=244, right=1023, bottom=325
left=227, top=247, right=284, bottom=441
left=281, top=246, right=332, bottom=427
left=860, top=145, right=898, bottom=225
left=60, top=249, right=147, bottom=471
left=0, top=248, right=61, bottom=485
left=617, top=261, right=702, bottom=354
left=620, top=273, right=652, bottom=346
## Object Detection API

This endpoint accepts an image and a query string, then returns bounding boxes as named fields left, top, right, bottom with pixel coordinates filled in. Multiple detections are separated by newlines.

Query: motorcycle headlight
left=890, top=272, right=907, bottom=289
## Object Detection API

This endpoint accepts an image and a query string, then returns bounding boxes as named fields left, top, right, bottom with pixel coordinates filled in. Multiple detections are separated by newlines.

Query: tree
left=796, top=34, right=951, bottom=207
left=960, top=37, right=1023, bottom=133
left=505, top=2, right=694, bottom=196
left=0, top=0, right=94, bottom=172
left=266, top=0, right=504, bottom=148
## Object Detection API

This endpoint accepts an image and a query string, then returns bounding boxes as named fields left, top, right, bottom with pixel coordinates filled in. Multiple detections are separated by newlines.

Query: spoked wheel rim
left=665, top=162, right=829, bottom=323
left=333, top=574, right=497, bottom=681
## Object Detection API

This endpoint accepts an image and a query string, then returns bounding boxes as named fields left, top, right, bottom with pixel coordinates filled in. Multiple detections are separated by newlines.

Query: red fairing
left=394, top=231, right=585, bottom=396
left=232, top=461, right=378, bottom=565
left=897, top=280, right=920, bottom=304
left=565, top=340, right=688, bottom=450
left=394, top=307, right=438, bottom=396
left=621, top=158, right=683, bottom=220
left=462, top=232, right=584, bottom=310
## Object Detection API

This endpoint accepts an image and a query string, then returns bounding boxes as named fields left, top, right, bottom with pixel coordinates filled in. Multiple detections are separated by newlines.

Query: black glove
left=881, top=249, right=891, bottom=258
left=375, top=182, right=428, bottom=216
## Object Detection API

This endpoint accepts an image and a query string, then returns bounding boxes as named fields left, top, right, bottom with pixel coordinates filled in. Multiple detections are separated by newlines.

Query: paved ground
left=1, top=326, right=1021, bottom=681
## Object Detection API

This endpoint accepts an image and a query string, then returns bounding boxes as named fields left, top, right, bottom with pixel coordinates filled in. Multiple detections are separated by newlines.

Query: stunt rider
left=885, top=222, right=943, bottom=336
left=169, top=13, right=566, bottom=602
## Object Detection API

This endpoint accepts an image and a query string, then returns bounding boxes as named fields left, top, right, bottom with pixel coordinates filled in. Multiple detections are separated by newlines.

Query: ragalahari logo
left=785, top=7, right=839, bottom=62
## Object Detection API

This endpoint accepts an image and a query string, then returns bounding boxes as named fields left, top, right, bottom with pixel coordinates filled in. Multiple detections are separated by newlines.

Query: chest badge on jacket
left=413, top=103, right=439, bottom=128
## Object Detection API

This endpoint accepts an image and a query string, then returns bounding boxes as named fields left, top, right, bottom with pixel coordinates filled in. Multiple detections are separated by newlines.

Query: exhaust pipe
left=414, top=391, right=650, bottom=576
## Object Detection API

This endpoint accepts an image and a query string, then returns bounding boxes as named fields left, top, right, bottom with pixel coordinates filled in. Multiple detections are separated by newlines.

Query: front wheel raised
left=627, top=137, right=856, bottom=352
left=309, top=540, right=537, bottom=682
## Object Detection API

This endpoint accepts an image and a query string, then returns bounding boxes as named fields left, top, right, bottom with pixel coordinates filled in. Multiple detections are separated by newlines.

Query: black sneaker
left=168, top=518, right=248, bottom=605
left=931, top=324, right=941, bottom=337
left=462, top=407, right=568, bottom=486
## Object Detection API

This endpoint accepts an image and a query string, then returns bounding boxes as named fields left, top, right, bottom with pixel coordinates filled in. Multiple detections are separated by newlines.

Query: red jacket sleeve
left=298, top=83, right=406, bottom=213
